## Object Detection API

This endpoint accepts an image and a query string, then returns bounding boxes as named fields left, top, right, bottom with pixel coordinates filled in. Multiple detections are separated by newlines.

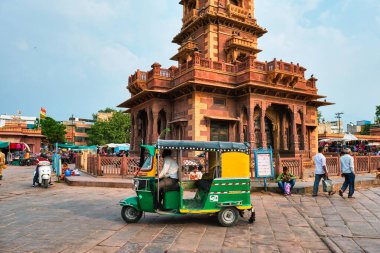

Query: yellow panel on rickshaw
left=221, top=152, right=250, bottom=178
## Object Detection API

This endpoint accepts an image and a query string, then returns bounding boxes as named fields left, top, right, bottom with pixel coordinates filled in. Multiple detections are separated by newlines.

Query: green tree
left=360, top=124, right=371, bottom=135
left=376, top=105, right=380, bottom=124
left=92, top=107, right=116, bottom=120
left=41, top=117, right=67, bottom=144
left=88, top=111, right=131, bottom=145
left=317, top=110, right=323, bottom=124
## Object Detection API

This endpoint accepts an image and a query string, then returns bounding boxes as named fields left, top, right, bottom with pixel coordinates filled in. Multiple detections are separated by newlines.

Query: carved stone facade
left=118, top=0, right=332, bottom=159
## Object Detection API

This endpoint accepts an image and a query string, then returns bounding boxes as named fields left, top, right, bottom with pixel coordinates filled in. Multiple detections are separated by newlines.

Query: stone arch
left=265, top=117, right=274, bottom=149
left=184, top=0, right=197, bottom=15
left=240, top=106, right=249, bottom=142
left=265, top=105, right=280, bottom=151
left=136, top=109, right=148, bottom=146
left=157, top=109, right=167, bottom=139
left=297, top=109, right=304, bottom=150
left=230, top=0, right=242, bottom=7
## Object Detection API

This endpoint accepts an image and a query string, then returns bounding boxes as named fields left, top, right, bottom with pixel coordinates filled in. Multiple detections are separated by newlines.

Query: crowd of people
left=319, top=140, right=380, bottom=155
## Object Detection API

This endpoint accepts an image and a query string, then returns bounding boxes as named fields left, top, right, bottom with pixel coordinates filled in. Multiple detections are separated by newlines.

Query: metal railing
left=77, top=154, right=380, bottom=179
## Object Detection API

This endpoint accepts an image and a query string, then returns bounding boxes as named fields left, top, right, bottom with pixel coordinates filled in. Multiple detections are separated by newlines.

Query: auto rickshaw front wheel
left=121, top=206, right=143, bottom=223
left=217, top=207, right=239, bottom=227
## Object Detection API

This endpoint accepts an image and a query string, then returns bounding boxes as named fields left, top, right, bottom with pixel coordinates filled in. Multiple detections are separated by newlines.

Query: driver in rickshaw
left=158, top=149, right=179, bottom=207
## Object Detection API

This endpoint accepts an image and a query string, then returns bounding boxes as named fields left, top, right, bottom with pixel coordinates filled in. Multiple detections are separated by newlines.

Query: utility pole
left=70, top=114, right=74, bottom=145
left=335, top=112, right=344, bottom=134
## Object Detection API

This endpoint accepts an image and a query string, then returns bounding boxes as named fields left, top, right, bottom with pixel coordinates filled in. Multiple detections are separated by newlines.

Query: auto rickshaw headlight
left=133, top=179, right=139, bottom=191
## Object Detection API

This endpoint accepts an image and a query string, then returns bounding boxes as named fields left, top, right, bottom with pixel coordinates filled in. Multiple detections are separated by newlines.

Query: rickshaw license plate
left=210, top=195, right=219, bottom=202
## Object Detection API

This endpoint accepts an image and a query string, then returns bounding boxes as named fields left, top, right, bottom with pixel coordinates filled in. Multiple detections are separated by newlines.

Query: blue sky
left=0, top=0, right=379, bottom=127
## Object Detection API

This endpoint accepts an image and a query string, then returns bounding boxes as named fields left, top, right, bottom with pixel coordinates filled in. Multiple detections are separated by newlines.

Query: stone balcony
left=227, top=4, right=249, bottom=19
left=127, top=52, right=318, bottom=97
left=226, top=37, right=257, bottom=50
left=171, top=40, right=198, bottom=61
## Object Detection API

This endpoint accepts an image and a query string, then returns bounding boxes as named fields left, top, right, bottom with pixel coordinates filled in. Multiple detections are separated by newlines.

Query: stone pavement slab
left=1, top=166, right=380, bottom=252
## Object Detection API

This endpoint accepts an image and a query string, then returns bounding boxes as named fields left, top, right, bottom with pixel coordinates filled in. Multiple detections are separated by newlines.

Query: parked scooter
left=33, top=161, right=52, bottom=188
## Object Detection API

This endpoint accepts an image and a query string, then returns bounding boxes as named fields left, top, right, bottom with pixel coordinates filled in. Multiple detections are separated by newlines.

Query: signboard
left=256, top=153, right=272, bottom=177
left=253, top=148, right=274, bottom=190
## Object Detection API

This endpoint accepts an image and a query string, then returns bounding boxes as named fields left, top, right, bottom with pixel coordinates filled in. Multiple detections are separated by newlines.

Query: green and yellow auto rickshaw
left=119, top=140, right=255, bottom=227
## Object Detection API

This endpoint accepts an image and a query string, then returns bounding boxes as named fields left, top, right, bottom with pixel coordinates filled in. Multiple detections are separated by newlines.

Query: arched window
left=230, top=0, right=241, bottom=7
left=265, top=117, right=274, bottom=149
left=188, top=0, right=196, bottom=10
left=185, top=0, right=196, bottom=15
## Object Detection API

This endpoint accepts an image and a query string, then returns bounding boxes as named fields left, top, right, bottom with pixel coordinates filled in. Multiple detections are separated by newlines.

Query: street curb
left=65, top=177, right=132, bottom=188
left=251, top=178, right=380, bottom=194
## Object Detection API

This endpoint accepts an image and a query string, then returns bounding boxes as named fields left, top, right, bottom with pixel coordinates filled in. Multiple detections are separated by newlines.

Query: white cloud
left=255, top=0, right=377, bottom=124
left=16, top=40, right=29, bottom=51
left=50, top=0, right=118, bottom=20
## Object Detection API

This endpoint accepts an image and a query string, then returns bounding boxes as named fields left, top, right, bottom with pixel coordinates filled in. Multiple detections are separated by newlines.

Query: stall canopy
left=0, top=141, right=9, bottom=149
left=58, top=143, right=78, bottom=149
left=343, top=133, right=358, bottom=141
left=77, top=145, right=97, bottom=150
left=114, top=144, right=130, bottom=152
left=319, top=133, right=358, bottom=143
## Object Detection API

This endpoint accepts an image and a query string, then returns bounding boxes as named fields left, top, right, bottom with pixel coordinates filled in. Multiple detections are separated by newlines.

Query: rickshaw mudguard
left=119, top=196, right=141, bottom=211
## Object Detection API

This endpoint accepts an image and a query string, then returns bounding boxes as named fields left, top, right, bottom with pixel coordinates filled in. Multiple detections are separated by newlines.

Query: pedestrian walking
left=339, top=148, right=356, bottom=198
left=313, top=147, right=335, bottom=197
left=0, top=150, right=6, bottom=180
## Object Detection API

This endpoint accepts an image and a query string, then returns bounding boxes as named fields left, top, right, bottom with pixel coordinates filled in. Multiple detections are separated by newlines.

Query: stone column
left=281, top=113, right=287, bottom=151
left=239, top=113, right=244, bottom=143
left=152, top=110, right=159, bottom=143
left=131, top=113, right=136, bottom=150
left=146, top=109, right=152, bottom=144
left=302, top=108, right=308, bottom=152
left=292, top=108, right=299, bottom=152
left=260, top=106, right=267, bottom=148
left=248, top=107, right=255, bottom=148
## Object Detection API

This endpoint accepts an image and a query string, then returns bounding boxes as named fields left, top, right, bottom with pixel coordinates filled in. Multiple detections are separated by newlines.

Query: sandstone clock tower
left=172, top=0, right=266, bottom=63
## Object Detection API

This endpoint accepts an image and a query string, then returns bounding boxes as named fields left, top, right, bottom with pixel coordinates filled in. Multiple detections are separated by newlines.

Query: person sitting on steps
left=276, top=166, right=296, bottom=195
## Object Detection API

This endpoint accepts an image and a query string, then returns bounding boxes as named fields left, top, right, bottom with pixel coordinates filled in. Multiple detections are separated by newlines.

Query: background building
left=319, top=120, right=344, bottom=135
left=0, top=114, right=44, bottom=153
left=119, top=0, right=332, bottom=160
left=346, top=120, right=372, bottom=134
left=63, top=118, right=93, bottom=146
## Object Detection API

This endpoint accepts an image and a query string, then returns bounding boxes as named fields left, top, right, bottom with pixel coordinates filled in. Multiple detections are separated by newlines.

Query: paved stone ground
left=1, top=166, right=379, bottom=253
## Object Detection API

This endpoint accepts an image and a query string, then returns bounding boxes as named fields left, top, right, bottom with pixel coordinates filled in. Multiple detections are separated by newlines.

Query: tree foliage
left=376, top=105, right=380, bottom=124
left=92, top=107, right=116, bottom=120
left=88, top=111, right=131, bottom=145
left=41, top=117, right=66, bottom=144
left=360, top=124, right=371, bottom=135
left=317, top=110, right=323, bottom=124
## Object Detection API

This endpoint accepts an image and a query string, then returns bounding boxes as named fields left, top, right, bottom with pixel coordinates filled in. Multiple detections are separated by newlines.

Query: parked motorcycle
left=33, top=161, right=52, bottom=188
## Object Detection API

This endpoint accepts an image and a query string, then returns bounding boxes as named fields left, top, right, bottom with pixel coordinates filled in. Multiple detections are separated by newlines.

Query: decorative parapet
left=0, top=127, right=42, bottom=135
left=127, top=53, right=318, bottom=96
left=226, top=37, right=258, bottom=51
left=227, top=4, right=249, bottom=19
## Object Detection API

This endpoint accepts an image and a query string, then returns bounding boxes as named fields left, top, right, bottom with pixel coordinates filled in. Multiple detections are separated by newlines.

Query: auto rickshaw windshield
left=140, top=155, right=153, bottom=171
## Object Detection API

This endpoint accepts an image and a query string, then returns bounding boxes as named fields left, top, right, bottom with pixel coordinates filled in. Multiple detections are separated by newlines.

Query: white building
left=0, top=115, right=37, bottom=128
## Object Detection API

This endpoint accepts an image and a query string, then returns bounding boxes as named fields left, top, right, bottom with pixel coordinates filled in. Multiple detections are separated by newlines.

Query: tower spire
left=172, top=0, right=266, bottom=63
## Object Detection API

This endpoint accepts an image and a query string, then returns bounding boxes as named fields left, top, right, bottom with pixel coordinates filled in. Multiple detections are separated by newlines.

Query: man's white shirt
left=159, top=157, right=179, bottom=179
left=340, top=154, right=355, bottom=174
left=314, top=153, right=327, bottom=175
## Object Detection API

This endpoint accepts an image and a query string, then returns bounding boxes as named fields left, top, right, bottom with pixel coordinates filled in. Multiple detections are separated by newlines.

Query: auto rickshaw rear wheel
left=121, top=206, right=143, bottom=223
left=217, top=207, right=239, bottom=227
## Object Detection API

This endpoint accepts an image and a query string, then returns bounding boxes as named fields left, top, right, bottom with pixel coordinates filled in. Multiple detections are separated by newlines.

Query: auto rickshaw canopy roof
left=157, top=140, right=250, bottom=153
